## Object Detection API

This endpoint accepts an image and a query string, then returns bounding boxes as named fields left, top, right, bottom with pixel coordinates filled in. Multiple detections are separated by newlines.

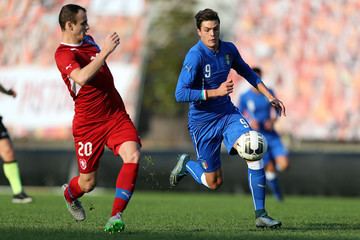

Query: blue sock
left=267, top=177, right=283, bottom=201
left=185, top=160, right=204, bottom=185
left=248, top=168, right=266, bottom=211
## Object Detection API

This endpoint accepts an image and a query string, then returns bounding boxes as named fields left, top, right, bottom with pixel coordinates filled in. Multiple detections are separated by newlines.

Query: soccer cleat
left=62, top=184, right=86, bottom=221
left=255, top=213, right=282, bottom=229
left=104, top=212, right=125, bottom=233
left=169, top=153, right=190, bottom=187
left=12, top=191, right=33, bottom=204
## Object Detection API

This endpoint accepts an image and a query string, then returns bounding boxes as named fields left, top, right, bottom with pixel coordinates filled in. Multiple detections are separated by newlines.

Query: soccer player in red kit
left=54, top=4, right=141, bottom=233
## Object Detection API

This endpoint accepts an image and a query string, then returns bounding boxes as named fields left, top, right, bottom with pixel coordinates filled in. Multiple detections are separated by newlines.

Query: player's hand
left=217, top=79, right=234, bottom=97
left=8, top=89, right=16, bottom=98
left=102, top=32, right=120, bottom=55
left=270, top=98, right=286, bottom=116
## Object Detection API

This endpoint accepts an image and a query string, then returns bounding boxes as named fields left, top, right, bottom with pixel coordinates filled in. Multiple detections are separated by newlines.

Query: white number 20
left=205, top=64, right=211, bottom=78
left=78, top=142, right=92, bottom=157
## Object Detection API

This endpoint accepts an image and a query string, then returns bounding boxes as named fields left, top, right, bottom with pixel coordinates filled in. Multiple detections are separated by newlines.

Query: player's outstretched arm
left=256, top=82, right=286, bottom=116
left=70, top=32, right=120, bottom=86
left=0, top=84, right=16, bottom=98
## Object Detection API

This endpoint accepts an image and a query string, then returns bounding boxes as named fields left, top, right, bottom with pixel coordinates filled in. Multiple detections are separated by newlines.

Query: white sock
left=265, top=171, right=276, bottom=181
left=200, top=173, right=209, bottom=188
left=246, top=159, right=264, bottom=170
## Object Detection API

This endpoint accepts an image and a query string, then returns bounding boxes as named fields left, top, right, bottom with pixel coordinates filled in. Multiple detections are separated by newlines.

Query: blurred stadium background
left=0, top=0, right=359, bottom=196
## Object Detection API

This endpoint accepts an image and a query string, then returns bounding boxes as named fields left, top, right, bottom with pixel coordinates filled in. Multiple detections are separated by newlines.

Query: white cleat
left=255, top=214, right=282, bottom=229
left=62, top=184, right=86, bottom=221
left=169, top=154, right=190, bottom=187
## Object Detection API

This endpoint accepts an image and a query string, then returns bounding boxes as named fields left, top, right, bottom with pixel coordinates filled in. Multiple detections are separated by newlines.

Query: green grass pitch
left=0, top=189, right=359, bottom=240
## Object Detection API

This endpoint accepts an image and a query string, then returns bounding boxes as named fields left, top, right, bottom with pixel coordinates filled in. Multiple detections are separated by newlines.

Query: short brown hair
left=58, top=4, right=86, bottom=31
left=195, top=8, right=220, bottom=29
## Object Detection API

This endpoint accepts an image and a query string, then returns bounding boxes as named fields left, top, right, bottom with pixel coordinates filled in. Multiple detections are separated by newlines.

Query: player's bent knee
left=124, top=150, right=140, bottom=164
left=208, top=182, right=221, bottom=190
left=81, top=182, right=96, bottom=193
left=208, top=184, right=217, bottom=190
left=79, top=177, right=96, bottom=192
left=133, top=150, right=141, bottom=163
left=277, top=159, right=289, bottom=172
left=234, top=130, right=267, bottom=161
left=207, top=177, right=222, bottom=190
left=1, top=148, right=15, bottom=162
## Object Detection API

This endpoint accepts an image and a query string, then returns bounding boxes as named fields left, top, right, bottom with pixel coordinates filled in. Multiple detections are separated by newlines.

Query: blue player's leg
left=246, top=159, right=266, bottom=213
left=169, top=153, right=223, bottom=189
left=224, top=117, right=268, bottom=213
left=238, top=141, right=281, bottom=228
left=265, top=161, right=283, bottom=202
left=270, top=135, right=289, bottom=172
left=224, top=113, right=281, bottom=228
left=170, top=123, right=222, bottom=189
left=262, top=141, right=283, bottom=201
left=169, top=153, right=194, bottom=186
left=265, top=135, right=289, bottom=201
left=185, top=156, right=205, bottom=185
left=185, top=159, right=222, bottom=189
left=275, top=155, right=289, bottom=172
left=170, top=153, right=223, bottom=189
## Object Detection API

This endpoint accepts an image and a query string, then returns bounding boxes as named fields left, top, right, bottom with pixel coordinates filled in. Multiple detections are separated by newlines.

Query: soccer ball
left=235, top=130, right=267, bottom=161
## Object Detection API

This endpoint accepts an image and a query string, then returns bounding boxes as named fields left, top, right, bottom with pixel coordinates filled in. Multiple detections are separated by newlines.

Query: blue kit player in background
left=239, top=67, right=289, bottom=201
left=170, top=9, right=286, bottom=228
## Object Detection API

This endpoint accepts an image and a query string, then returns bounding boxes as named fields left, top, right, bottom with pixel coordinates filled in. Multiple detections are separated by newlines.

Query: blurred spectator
left=232, top=0, right=360, bottom=141
left=0, top=0, right=145, bottom=66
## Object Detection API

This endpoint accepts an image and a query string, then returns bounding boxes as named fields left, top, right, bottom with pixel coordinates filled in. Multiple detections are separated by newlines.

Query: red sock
left=64, top=176, right=84, bottom=203
left=111, top=163, right=139, bottom=216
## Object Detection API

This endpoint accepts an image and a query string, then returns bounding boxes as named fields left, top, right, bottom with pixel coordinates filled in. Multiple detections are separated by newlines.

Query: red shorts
left=73, top=112, right=141, bottom=173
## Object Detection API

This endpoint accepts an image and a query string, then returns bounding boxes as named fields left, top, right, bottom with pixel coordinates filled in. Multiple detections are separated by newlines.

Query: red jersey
left=54, top=35, right=126, bottom=124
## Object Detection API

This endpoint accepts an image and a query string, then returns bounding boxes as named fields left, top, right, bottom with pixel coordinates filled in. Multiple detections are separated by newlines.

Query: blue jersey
left=238, top=89, right=276, bottom=133
left=175, top=40, right=263, bottom=171
left=175, top=40, right=262, bottom=124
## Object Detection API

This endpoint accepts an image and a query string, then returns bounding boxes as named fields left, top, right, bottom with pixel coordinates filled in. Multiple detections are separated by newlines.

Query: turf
left=0, top=189, right=359, bottom=240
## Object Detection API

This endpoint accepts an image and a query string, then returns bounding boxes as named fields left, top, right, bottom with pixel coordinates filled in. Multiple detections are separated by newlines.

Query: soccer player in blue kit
left=239, top=67, right=289, bottom=201
left=170, top=9, right=286, bottom=228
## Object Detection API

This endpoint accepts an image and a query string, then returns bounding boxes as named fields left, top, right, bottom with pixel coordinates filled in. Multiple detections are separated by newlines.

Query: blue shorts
left=188, top=109, right=250, bottom=172
left=262, top=131, right=288, bottom=165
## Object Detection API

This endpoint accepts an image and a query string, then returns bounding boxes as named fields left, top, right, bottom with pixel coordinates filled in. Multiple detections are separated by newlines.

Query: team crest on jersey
left=225, top=54, right=231, bottom=65
left=201, top=160, right=208, bottom=170
left=79, top=158, right=87, bottom=170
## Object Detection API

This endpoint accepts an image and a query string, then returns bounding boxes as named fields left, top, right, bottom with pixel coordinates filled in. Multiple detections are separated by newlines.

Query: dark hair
left=195, top=8, right=220, bottom=29
left=252, top=67, right=262, bottom=77
left=58, top=4, right=86, bottom=31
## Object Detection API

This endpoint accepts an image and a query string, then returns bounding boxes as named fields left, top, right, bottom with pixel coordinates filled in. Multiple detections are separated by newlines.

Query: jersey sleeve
left=230, top=43, right=262, bottom=88
left=54, top=49, right=81, bottom=76
left=175, top=51, right=204, bottom=102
